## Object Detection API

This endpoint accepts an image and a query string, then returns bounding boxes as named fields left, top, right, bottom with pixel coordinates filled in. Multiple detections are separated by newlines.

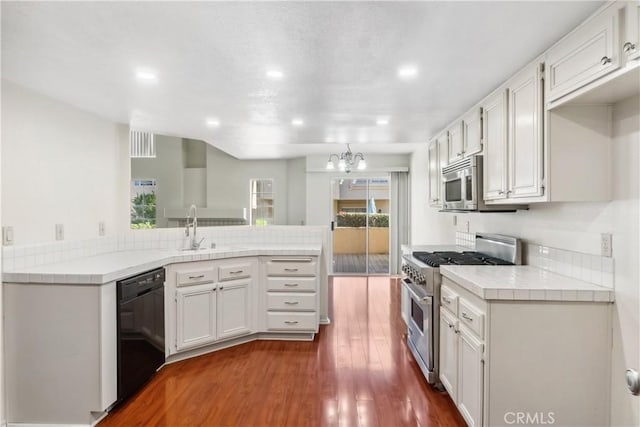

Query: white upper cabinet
left=462, top=108, right=483, bottom=157
left=507, top=62, right=544, bottom=199
left=482, top=61, right=543, bottom=203
left=546, top=2, right=623, bottom=102
left=482, top=90, right=508, bottom=201
left=625, top=1, right=640, bottom=61
left=428, top=131, right=448, bottom=207
left=448, top=122, right=465, bottom=164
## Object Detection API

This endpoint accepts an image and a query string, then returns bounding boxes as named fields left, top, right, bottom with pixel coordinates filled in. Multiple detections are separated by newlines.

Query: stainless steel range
left=401, top=233, right=521, bottom=387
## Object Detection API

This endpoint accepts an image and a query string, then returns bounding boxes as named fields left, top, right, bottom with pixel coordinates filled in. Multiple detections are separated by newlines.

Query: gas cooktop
left=412, top=250, right=515, bottom=268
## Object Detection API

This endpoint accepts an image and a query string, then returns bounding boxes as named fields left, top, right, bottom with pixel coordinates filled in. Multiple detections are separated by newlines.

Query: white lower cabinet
left=457, top=326, right=484, bottom=427
left=217, top=278, right=252, bottom=340
left=176, top=282, right=217, bottom=351
left=439, top=277, right=612, bottom=427
left=439, top=310, right=458, bottom=401
left=440, top=285, right=485, bottom=427
left=263, top=256, right=319, bottom=333
left=168, top=257, right=257, bottom=355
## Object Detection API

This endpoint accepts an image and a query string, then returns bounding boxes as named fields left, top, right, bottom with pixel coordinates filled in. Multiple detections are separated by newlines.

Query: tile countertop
left=2, top=244, right=322, bottom=285
left=440, top=265, right=614, bottom=303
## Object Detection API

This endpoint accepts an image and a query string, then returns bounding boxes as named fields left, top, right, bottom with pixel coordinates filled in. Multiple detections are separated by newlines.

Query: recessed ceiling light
left=206, top=118, right=220, bottom=127
left=397, top=65, right=418, bottom=79
left=291, top=118, right=304, bottom=126
left=136, top=69, right=158, bottom=82
left=266, top=69, right=284, bottom=80
left=376, top=118, right=390, bottom=126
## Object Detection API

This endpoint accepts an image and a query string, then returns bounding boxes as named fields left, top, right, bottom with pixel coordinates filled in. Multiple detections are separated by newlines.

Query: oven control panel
left=401, top=260, right=426, bottom=285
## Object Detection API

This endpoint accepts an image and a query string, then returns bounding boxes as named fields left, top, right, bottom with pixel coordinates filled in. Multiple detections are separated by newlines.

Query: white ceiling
left=2, top=1, right=603, bottom=159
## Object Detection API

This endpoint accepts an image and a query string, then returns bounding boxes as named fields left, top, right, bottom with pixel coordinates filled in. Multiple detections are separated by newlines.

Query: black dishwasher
left=117, top=267, right=165, bottom=404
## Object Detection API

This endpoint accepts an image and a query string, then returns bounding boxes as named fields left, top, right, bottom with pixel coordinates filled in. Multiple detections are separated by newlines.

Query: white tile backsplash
left=2, top=226, right=327, bottom=272
left=525, top=243, right=614, bottom=289
left=455, top=231, right=475, bottom=248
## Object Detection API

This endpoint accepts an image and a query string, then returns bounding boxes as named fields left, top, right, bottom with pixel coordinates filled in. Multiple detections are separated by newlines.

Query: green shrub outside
left=336, top=213, right=389, bottom=228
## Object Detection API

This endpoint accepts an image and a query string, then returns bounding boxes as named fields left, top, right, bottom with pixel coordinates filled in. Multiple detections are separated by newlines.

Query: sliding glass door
left=331, top=177, right=390, bottom=275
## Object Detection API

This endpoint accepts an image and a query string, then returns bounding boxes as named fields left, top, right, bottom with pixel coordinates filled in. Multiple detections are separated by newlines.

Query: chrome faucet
left=185, top=204, right=204, bottom=249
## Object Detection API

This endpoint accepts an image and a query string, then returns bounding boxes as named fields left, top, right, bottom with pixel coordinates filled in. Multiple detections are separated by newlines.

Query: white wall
left=286, top=157, right=307, bottom=225
left=608, top=95, right=640, bottom=427
left=0, top=81, right=4, bottom=426
left=409, top=145, right=455, bottom=245
left=413, top=96, right=640, bottom=426
left=206, top=146, right=300, bottom=225
left=1, top=81, right=130, bottom=245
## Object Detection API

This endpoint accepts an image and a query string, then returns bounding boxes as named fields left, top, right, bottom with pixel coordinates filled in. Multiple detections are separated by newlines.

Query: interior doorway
left=331, top=177, right=390, bottom=275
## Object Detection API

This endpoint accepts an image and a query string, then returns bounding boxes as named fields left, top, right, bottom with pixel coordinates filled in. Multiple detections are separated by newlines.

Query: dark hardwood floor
left=99, top=276, right=464, bottom=427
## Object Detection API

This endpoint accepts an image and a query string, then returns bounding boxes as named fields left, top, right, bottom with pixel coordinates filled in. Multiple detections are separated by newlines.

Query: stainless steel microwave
left=441, top=155, right=524, bottom=212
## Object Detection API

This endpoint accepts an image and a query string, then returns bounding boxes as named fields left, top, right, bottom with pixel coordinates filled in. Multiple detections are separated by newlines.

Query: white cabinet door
left=482, top=90, right=508, bottom=201
left=448, top=122, right=464, bottom=164
left=507, top=62, right=544, bottom=199
left=546, top=3, right=621, bottom=102
left=625, top=1, right=640, bottom=61
left=439, top=310, right=459, bottom=401
left=176, top=283, right=217, bottom=351
left=217, top=278, right=252, bottom=340
left=463, top=108, right=483, bottom=157
left=457, top=327, right=484, bottom=427
left=428, top=140, right=441, bottom=207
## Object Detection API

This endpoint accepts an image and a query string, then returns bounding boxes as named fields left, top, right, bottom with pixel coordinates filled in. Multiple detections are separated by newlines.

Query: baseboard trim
left=165, top=330, right=318, bottom=364
left=7, top=423, right=90, bottom=427
left=319, top=316, right=331, bottom=325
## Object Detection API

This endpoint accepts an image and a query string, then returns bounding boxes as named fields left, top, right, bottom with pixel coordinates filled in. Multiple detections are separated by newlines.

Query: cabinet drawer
left=266, top=259, right=317, bottom=276
left=218, top=262, right=252, bottom=282
left=267, top=293, right=317, bottom=311
left=176, top=268, right=217, bottom=287
left=441, top=286, right=459, bottom=316
left=266, top=312, right=317, bottom=331
left=459, top=299, right=485, bottom=339
left=266, top=277, right=317, bottom=292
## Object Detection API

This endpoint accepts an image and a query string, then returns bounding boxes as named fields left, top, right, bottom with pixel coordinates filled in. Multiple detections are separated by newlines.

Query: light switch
left=99, top=221, right=106, bottom=236
left=2, top=226, right=14, bottom=246
left=55, top=224, right=64, bottom=241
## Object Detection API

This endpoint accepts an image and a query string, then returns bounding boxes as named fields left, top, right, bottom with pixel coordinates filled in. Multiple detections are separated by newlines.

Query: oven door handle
left=405, top=282, right=432, bottom=305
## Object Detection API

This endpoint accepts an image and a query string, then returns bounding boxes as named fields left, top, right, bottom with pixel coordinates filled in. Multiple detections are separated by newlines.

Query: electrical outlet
left=2, top=226, right=14, bottom=246
left=99, top=221, right=106, bottom=236
left=465, top=220, right=470, bottom=233
left=55, top=224, right=64, bottom=241
left=601, top=233, right=612, bottom=257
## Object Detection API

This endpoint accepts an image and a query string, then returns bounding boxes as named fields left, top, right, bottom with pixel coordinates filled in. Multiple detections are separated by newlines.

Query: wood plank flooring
left=99, top=276, right=464, bottom=427
left=333, top=255, right=389, bottom=274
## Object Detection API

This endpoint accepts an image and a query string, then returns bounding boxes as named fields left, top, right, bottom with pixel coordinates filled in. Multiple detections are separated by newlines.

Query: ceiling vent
left=130, top=130, right=156, bottom=158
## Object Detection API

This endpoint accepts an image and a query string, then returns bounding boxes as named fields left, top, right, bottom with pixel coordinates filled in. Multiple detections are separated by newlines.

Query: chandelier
left=325, top=144, right=366, bottom=173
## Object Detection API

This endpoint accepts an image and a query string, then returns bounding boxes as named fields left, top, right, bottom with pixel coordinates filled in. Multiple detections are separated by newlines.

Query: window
left=131, top=179, right=157, bottom=229
left=250, top=179, right=274, bottom=225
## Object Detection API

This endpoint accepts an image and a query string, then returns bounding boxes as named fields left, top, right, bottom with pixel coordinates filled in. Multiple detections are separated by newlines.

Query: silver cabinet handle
left=284, top=301, right=299, bottom=305
left=284, top=320, right=299, bottom=325
left=430, top=198, right=440, bottom=202
left=442, top=296, right=452, bottom=304
left=498, top=190, right=505, bottom=195
left=456, top=152, right=462, bottom=156
left=506, top=190, right=513, bottom=195
left=229, top=270, right=244, bottom=274
left=284, top=268, right=299, bottom=272
left=284, top=283, right=299, bottom=287
left=188, top=274, right=205, bottom=279
left=448, top=323, right=454, bottom=329
left=462, top=312, right=474, bottom=322
left=623, top=42, right=637, bottom=53
left=601, top=56, right=612, bottom=65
